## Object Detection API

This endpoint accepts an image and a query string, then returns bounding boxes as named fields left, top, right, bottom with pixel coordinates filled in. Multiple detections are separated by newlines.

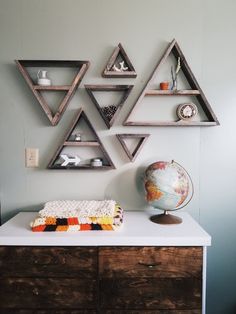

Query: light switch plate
left=25, top=148, right=39, bottom=167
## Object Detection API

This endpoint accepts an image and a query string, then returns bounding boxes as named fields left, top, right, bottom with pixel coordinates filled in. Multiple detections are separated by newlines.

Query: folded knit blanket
left=30, top=202, right=123, bottom=232
left=39, top=200, right=116, bottom=218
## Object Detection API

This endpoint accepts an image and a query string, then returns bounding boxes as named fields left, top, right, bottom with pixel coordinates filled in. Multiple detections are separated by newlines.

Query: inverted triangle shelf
left=48, top=108, right=115, bottom=170
left=123, top=39, right=219, bottom=126
left=85, top=84, right=133, bottom=128
left=102, top=43, right=137, bottom=78
left=116, top=134, right=150, bottom=162
left=15, top=60, right=90, bottom=126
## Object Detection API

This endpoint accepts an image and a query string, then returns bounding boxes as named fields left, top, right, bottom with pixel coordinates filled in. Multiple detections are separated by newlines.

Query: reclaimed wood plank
left=99, top=247, right=202, bottom=278
left=100, top=277, right=202, bottom=310
left=145, top=90, right=200, bottom=96
left=64, top=141, right=100, bottom=147
left=0, top=310, right=96, bottom=314
left=124, top=121, right=217, bottom=126
left=0, top=277, right=97, bottom=309
left=0, top=247, right=97, bottom=278
left=33, top=85, right=71, bottom=91
left=103, top=310, right=201, bottom=314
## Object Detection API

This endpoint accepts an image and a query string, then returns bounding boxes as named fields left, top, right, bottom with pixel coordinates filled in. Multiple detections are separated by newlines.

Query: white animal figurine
left=60, top=154, right=81, bottom=166
left=112, top=61, right=128, bottom=72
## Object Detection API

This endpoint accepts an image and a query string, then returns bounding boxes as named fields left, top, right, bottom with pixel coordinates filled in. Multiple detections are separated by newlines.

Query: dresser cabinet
left=0, top=246, right=202, bottom=313
left=0, top=212, right=211, bottom=314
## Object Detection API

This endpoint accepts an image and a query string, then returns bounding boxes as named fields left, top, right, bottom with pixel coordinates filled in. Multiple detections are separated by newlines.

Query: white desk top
left=0, top=211, right=211, bottom=246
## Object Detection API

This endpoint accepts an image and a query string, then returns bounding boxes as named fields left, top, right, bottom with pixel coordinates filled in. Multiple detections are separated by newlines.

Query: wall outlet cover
left=25, top=148, right=39, bottom=168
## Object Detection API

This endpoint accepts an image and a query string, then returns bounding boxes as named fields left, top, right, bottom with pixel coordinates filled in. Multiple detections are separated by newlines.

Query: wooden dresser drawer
left=103, top=310, right=201, bottom=314
left=0, top=311, right=96, bottom=314
left=0, top=246, right=97, bottom=277
left=100, top=277, right=201, bottom=310
left=99, top=247, right=202, bottom=278
left=0, top=277, right=97, bottom=310
left=99, top=246, right=202, bottom=311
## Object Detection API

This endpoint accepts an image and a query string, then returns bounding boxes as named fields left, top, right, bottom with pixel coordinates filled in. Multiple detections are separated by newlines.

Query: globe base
left=150, top=211, right=182, bottom=225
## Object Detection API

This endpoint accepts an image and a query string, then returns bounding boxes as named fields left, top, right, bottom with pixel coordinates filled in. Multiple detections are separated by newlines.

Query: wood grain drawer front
left=99, top=247, right=202, bottom=278
left=0, top=310, right=97, bottom=314
left=100, top=277, right=202, bottom=310
left=0, top=246, right=97, bottom=278
left=0, top=277, right=97, bottom=310
left=103, top=310, right=201, bottom=314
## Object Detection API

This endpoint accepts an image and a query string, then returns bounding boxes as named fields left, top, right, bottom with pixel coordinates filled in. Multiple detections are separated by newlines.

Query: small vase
left=37, top=70, right=51, bottom=86
left=172, top=79, right=178, bottom=91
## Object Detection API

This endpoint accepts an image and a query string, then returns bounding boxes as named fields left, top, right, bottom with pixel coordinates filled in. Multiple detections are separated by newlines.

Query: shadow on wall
left=2, top=203, right=44, bottom=224
left=105, top=165, right=148, bottom=210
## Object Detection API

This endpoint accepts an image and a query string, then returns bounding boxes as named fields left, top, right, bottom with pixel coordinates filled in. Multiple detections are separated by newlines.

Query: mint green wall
left=0, top=0, right=235, bottom=313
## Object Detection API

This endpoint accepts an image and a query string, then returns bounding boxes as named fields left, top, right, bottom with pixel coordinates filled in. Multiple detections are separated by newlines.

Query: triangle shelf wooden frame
left=123, top=39, right=219, bottom=126
left=116, top=133, right=150, bottom=162
left=102, top=43, right=137, bottom=78
left=85, top=84, right=133, bottom=129
left=15, top=60, right=90, bottom=126
left=48, top=108, right=115, bottom=170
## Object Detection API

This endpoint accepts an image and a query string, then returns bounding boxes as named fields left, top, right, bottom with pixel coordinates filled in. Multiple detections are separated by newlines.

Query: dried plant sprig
left=171, top=57, right=181, bottom=90
left=176, top=57, right=181, bottom=74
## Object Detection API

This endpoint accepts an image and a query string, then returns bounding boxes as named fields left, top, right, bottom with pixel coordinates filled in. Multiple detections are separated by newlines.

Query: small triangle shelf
left=48, top=108, right=115, bottom=170
left=102, top=43, right=137, bottom=78
left=15, top=60, right=90, bottom=126
left=85, top=84, right=133, bottom=128
left=123, top=39, right=219, bottom=126
left=116, top=134, right=150, bottom=162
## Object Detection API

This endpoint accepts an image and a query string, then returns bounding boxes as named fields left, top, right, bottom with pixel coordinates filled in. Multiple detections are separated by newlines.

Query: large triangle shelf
left=123, top=39, right=219, bottom=126
left=116, top=134, right=150, bottom=162
left=102, top=43, right=137, bottom=78
left=48, top=108, right=115, bottom=170
left=15, top=60, right=90, bottom=126
left=85, top=84, right=133, bottom=128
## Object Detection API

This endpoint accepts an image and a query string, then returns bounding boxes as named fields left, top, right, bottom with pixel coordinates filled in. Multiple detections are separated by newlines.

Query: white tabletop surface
left=0, top=211, right=211, bottom=246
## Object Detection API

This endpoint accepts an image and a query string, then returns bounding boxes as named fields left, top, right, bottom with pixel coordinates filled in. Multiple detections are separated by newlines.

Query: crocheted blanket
left=39, top=200, right=116, bottom=218
left=31, top=202, right=123, bottom=232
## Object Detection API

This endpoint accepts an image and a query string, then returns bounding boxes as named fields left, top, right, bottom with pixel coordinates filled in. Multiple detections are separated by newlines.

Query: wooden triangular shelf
left=48, top=108, right=115, bottom=169
left=15, top=60, right=90, bottom=126
left=116, top=133, right=149, bottom=162
left=123, top=39, right=219, bottom=126
left=102, top=43, right=137, bottom=78
left=85, top=84, right=133, bottom=128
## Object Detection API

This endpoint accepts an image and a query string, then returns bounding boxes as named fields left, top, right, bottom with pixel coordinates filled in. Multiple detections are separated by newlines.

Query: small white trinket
left=37, top=70, right=51, bottom=86
left=91, top=158, right=103, bottom=167
left=74, top=133, right=81, bottom=141
left=112, top=61, right=128, bottom=72
left=60, top=154, right=81, bottom=166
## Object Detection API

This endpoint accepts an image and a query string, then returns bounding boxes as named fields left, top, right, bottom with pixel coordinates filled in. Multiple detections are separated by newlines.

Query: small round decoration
left=177, top=103, right=198, bottom=121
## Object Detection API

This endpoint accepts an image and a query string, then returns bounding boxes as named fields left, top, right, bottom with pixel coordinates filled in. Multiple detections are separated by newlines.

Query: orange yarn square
left=45, top=217, right=57, bottom=225
left=101, top=224, right=113, bottom=230
left=32, top=225, right=46, bottom=232
left=68, top=217, right=79, bottom=225
left=56, top=225, right=69, bottom=232
left=80, top=224, right=92, bottom=231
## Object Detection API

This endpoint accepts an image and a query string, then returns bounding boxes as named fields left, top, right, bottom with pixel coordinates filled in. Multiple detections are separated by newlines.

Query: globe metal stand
left=150, top=210, right=182, bottom=225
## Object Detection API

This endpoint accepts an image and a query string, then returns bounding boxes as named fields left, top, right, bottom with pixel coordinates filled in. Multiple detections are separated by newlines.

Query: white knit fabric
left=39, top=200, right=116, bottom=218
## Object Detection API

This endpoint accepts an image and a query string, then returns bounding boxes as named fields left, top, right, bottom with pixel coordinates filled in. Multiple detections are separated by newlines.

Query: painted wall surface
left=0, top=0, right=235, bottom=313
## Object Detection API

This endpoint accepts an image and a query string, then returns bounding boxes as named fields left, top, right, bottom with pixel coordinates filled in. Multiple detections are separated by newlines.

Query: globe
left=144, top=160, right=191, bottom=224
